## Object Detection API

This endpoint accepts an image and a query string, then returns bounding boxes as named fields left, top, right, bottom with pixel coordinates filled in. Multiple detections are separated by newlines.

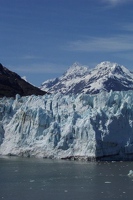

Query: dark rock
left=0, top=63, right=47, bottom=97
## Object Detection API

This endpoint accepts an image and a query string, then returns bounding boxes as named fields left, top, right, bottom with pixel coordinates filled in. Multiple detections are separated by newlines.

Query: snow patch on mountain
left=21, top=76, right=28, bottom=82
left=0, top=91, right=133, bottom=160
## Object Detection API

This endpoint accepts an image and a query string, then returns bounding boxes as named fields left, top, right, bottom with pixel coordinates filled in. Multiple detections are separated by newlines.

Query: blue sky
left=0, top=0, right=133, bottom=86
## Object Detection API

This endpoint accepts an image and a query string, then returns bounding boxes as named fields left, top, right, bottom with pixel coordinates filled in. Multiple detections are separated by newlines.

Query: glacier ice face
left=0, top=91, right=133, bottom=160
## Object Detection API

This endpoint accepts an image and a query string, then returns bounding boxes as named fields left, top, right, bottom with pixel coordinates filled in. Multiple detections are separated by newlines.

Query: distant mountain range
left=0, top=63, right=46, bottom=97
left=1, top=61, right=133, bottom=98
left=41, top=61, right=133, bottom=94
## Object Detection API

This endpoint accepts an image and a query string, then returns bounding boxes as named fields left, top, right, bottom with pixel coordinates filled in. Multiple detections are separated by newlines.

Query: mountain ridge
left=0, top=63, right=47, bottom=97
left=41, top=61, right=133, bottom=94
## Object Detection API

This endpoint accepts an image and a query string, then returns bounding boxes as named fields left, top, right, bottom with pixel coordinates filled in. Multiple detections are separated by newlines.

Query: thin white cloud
left=12, top=63, right=66, bottom=74
left=66, top=34, right=133, bottom=52
left=21, top=55, right=42, bottom=60
left=0, top=55, right=43, bottom=60
left=106, top=0, right=121, bottom=5
left=102, top=0, right=131, bottom=6
left=116, top=52, right=133, bottom=61
left=121, top=23, right=133, bottom=32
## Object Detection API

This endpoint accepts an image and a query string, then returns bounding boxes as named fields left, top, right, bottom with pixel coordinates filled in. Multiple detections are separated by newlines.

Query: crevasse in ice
left=0, top=91, right=133, bottom=160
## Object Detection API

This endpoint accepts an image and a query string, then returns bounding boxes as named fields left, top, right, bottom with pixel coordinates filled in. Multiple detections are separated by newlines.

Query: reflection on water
left=0, top=157, right=133, bottom=200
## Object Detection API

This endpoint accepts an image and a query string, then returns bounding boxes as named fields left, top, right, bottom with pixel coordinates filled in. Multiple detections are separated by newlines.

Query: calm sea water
left=0, top=157, right=133, bottom=200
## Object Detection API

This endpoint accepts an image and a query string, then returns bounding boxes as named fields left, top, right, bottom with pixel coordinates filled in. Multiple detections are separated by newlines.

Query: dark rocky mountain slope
left=0, top=63, right=46, bottom=97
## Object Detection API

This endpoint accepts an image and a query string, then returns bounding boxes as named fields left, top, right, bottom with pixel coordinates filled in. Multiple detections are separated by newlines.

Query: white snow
left=21, top=76, right=27, bottom=82
left=0, top=90, right=133, bottom=160
left=41, top=62, right=90, bottom=94
left=41, top=61, right=133, bottom=95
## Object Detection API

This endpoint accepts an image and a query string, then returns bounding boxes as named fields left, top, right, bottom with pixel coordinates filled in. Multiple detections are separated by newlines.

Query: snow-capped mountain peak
left=95, top=61, right=129, bottom=76
left=41, top=61, right=133, bottom=94
left=41, top=63, right=90, bottom=93
left=63, top=62, right=89, bottom=79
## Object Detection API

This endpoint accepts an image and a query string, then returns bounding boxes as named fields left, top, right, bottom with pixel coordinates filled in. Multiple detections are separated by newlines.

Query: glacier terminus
left=0, top=90, right=133, bottom=161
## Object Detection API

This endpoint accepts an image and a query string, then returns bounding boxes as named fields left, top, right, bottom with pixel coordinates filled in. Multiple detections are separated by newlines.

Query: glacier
left=0, top=91, right=133, bottom=161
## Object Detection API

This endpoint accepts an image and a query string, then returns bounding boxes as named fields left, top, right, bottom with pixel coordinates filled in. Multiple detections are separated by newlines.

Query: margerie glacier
left=0, top=90, right=133, bottom=161
left=0, top=61, right=133, bottom=161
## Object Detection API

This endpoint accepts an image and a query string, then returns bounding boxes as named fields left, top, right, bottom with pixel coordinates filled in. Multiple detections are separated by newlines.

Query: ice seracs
left=0, top=90, right=133, bottom=160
